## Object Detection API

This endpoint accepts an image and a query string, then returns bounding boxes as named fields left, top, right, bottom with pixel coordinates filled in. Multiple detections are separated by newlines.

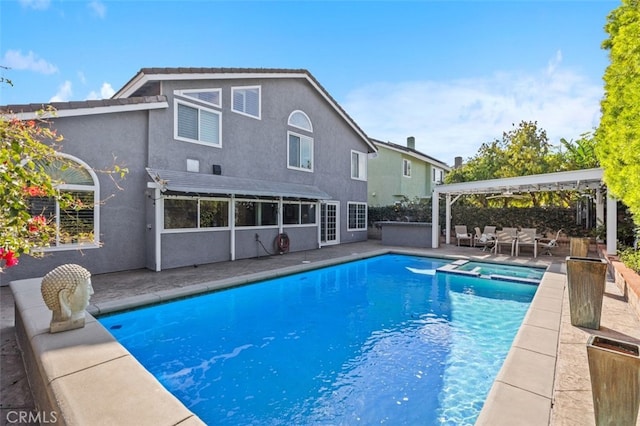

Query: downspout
left=154, top=187, right=162, bottom=271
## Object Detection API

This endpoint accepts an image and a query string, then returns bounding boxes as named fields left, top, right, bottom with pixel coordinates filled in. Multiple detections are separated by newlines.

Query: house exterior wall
left=368, top=146, right=434, bottom=207
left=2, top=71, right=371, bottom=282
left=149, top=77, right=369, bottom=268
left=2, top=111, right=151, bottom=283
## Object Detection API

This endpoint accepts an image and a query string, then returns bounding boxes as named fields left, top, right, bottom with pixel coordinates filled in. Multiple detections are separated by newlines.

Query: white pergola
left=430, top=168, right=617, bottom=255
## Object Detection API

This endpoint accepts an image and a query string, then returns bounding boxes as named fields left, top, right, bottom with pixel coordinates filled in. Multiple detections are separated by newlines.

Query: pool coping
left=11, top=248, right=560, bottom=425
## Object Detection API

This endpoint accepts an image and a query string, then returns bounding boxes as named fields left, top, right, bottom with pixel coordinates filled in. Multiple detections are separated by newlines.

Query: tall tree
left=560, top=131, right=599, bottom=170
left=596, top=0, right=640, bottom=221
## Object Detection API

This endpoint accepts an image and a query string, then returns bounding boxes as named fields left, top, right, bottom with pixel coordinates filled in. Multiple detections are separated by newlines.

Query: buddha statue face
left=41, top=264, right=93, bottom=328
left=61, top=276, right=94, bottom=318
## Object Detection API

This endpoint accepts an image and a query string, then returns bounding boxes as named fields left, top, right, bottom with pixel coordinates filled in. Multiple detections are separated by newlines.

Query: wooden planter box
left=566, top=256, right=608, bottom=329
left=587, top=335, right=640, bottom=426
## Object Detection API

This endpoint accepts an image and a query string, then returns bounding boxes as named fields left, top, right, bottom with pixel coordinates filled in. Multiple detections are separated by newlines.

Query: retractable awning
left=146, top=168, right=332, bottom=200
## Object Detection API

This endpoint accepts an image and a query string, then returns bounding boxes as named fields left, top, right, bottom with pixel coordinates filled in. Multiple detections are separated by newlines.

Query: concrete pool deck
left=2, top=240, right=640, bottom=425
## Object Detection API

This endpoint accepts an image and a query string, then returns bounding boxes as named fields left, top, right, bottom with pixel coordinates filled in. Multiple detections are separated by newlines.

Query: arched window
left=287, top=111, right=314, bottom=172
left=30, top=154, right=100, bottom=249
left=288, top=110, right=313, bottom=132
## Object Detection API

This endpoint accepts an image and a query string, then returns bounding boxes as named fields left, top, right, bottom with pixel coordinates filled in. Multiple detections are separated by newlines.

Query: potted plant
left=566, top=256, right=608, bottom=329
left=586, top=335, right=640, bottom=426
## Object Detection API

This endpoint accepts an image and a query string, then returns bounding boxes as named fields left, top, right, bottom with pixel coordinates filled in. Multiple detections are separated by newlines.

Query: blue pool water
left=99, top=254, right=538, bottom=425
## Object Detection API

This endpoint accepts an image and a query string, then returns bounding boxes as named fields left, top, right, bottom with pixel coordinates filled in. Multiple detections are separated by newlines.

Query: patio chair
left=474, top=227, right=495, bottom=252
left=454, top=225, right=473, bottom=247
left=494, top=230, right=517, bottom=256
left=540, top=229, right=563, bottom=256
left=483, top=226, right=497, bottom=239
left=515, top=228, right=537, bottom=258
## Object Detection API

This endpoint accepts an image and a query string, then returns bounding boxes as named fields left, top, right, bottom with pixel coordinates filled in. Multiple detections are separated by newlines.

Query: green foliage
left=444, top=120, right=591, bottom=208
left=596, top=0, right=640, bottom=222
left=559, top=132, right=599, bottom=170
left=1, top=112, right=62, bottom=267
left=368, top=197, right=432, bottom=225
left=619, top=246, right=640, bottom=274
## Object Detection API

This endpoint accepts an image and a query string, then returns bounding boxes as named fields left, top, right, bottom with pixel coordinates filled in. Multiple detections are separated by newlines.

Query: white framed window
left=288, top=131, right=314, bottom=172
left=288, top=110, right=313, bottom=132
left=347, top=202, right=367, bottom=231
left=351, top=150, right=367, bottom=181
left=231, top=86, right=261, bottom=119
left=163, top=196, right=229, bottom=231
left=433, top=168, right=444, bottom=183
left=174, top=89, right=221, bottom=108
left=174, top=99, right=221, bottom=147
left=29, top=154, right=100, bottom=250
left=403, top=159, right=412, bottom=177
left=283, top=201, right=317, bottom=225
left=235, top=199, right=278, bottom=227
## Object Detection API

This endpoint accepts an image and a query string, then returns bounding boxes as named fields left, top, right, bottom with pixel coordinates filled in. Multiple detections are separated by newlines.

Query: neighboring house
left=1, top=67, right=376, bottom=282
left=367, top=137, right=451, bottom=206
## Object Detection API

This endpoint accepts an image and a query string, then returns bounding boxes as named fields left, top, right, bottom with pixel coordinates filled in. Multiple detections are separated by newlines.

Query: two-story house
left=367, top=137, right=451, bottom=206
left=2, top=67, right=376, bottom=282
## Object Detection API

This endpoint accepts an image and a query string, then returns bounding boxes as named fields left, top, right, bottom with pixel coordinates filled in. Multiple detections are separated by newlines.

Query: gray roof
left=147, top=168, right=331, bottom=200
left=1, top=95, right=168, bottom=115
left=371, top=138, right=451, bottom=170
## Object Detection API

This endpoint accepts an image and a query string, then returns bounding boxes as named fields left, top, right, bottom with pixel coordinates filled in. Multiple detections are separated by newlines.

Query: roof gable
left=114, top=67, right=376, bottom=152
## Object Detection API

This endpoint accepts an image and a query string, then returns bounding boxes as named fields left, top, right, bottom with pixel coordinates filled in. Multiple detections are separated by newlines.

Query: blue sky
left=1, top=0, right=618, bottom=165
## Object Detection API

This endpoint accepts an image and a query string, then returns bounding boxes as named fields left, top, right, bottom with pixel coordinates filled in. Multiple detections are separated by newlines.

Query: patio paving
left=2, top=240, right=639, bottom=425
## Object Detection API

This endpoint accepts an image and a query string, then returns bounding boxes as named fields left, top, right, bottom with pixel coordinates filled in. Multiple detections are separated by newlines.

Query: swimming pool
left=99, top=254, right=538, bottom=425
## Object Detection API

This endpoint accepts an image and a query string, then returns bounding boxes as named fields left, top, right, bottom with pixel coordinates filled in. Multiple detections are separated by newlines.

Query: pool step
left=489, top=274, right=540, bottom=285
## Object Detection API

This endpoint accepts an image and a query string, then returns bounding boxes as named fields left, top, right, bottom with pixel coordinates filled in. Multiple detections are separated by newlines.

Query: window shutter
left=177, top=104, right=198, bottom=140
left=200, top=110, right=219, bottom=144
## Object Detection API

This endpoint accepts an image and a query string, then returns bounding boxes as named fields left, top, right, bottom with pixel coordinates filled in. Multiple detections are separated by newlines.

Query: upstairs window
left=175, top=89, right=221, bottom=108
left=432, top=168, right=444, bottom=183
left=403, top=159, right=412, bottom=177
left=175, top=99, right=221, bottom=147
left=351, top=150, right=367, bottom=181
left=288, top=110, right=312, bottom=132
left=232, top=86, right=261, bottom=119
left=288, top=132, right=313, bottom=172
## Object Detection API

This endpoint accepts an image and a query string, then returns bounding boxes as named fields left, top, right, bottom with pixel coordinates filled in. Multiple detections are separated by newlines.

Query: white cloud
left=49, top=81, right=72, bottom=102
left=18, top=0, right=50, bottom=10
left=343, top=57, right=602, bottom=166
left=86, top=82, right=115, bottom=100
left=88, top=0, right=106, bottom=18
left=3, top=50, right=58, bottom=75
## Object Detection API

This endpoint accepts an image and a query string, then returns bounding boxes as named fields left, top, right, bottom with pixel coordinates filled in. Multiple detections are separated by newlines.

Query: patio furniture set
left=455, top=225, right=563, bottom=258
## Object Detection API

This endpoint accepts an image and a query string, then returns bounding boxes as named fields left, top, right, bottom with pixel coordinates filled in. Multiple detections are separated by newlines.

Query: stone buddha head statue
left=40, top=264, right=94, bottom=333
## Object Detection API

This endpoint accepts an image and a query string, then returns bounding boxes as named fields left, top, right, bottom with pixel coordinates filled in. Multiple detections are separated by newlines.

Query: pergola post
left=606, top=193, right=617, bottom=255
left=445, top=193, right=452, bottom=245
left=431, top=192, right=440, bottom=248
left=596, top=189, right=605, bottom=227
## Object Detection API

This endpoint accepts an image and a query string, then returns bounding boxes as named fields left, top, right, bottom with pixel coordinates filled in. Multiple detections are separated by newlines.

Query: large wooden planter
left=570, top=237, right=591, bottom=257
left=566, top=256, right=608, bottom=329
left=586, top=335, right=640, bottom=426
